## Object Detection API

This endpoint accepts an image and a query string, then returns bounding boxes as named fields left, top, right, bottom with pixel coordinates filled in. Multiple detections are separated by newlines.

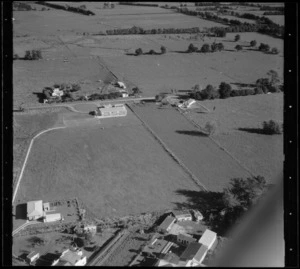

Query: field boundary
left=13, top=126, right=67, bottom=203
left=178, top=109, right=256, bottom=178
left=127, top=104, right=208, bottom=192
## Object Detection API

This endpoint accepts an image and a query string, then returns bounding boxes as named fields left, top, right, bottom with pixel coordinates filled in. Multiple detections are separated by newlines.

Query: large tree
left=219, top=82, right=232, bottom=99
left=234, top=34, right=241, bottom=42
left=200, top=43, right=210, bottom=53
left=161, top=46, right=167, bottom=54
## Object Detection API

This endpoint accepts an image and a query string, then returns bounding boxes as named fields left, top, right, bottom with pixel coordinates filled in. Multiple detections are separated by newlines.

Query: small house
left=171, top=210, right=193, bottom=222
left=198, top=229, right=217, bottom=250
left=26, top=251, right=40, bottom=264
left=177, top=233, right=197, bottom=246
left=52, top=88, right=64, bottom=97
left=95, top=104, right=127, bottom=118
left=27, top=200, right=44, bottom=221
left=158, top=216, right=176, bottom=233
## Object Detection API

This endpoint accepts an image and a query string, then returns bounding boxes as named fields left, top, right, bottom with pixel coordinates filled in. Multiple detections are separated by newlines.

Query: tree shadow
left=19, top=252, right=30, bottom=260
left=15, top=203, right=27, bottom=220
left=172, top=50, right=189, bottom=54
left=224, top=49, right=235, bottom=52
left=125, top=53, right=138, bottom=56
left=176, top=130, right=208, bottom=137
left=35, top=253, right=60, bottom=266
left=237, top=127, right=267, bottom=135
left=173, top=189, right=225, bottom=214
left=33, top=92, right=45, bottom=103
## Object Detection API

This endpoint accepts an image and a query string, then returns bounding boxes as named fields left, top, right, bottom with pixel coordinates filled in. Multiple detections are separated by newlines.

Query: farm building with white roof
left=27, top=200, right=44, bottom=221
left=95, top=104, right=127, bottom=118
left=198, top=229, right=217, bottom=250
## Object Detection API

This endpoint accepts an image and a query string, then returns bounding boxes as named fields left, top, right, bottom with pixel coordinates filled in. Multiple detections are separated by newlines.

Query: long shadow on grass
left=15, top=203, right=27, bottom=220
left=237, top=127, right=268, bottom=135
left=231, top=82, right=256, bottom=87
left=176, top=130, right=207, bottom=137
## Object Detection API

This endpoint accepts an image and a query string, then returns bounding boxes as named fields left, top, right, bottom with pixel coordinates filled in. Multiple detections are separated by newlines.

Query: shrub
left=135, top=48, right=143, bottom=56
left=234, top=34, right=241, bottom=42
left=230, top=90, right=239, bottom=97
left=259, top=43, right=270, bottom=52
left=13, top=54, right=19, bottom=60
left=24, top=50, right=32, bottom=60
left=250, top=40, right=257, bottom=47
left=271, top=47, right=279, bottom=54
left=235, top=44, right=242, bottom=51
left=205, top=121, right=217, bottom=136
left=262, top=120, right=282, bottom=134
left=187, top=43, right=198, bottom=53
left=161, top=46, right=166, bottom=54
left=245, top=89, right=255, bottom=95
left=200, top=43, right=210, bottom=53
left=219, top=82, right=232, bottom=99
left=149, top=49, right=155, bottom=55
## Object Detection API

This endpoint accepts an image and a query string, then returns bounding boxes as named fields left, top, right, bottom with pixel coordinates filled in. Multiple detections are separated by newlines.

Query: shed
left=158, top=216, right=176, bottom=233
left=26, top=251, right=40, bottom=264
left=27, top=200, right=44, bottom=221
left=44, top=213, right=62, bottom=223
left=58, top=249, right=86, bottom=266
left=198, top=229, right=217, bottom=250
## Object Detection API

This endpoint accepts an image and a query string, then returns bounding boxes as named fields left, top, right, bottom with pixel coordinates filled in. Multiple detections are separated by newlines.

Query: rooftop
left=199, top=229, right=217, bottom=247
left=60, top=249, right=83, bottom=265
left=180, top=242, right=202, bottom=261
left=159, top=216, right=176, bottom=230
left=172, top=210, right=192, bottom=218
left=27, top=200, right=43, bottom=217
left=177, top=233, right=197, bottom=244
left=194, top=244, right=208, bottom=263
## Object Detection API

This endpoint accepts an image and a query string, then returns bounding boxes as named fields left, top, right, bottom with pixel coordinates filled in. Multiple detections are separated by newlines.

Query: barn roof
left=27, top=200, right=43, bottom=218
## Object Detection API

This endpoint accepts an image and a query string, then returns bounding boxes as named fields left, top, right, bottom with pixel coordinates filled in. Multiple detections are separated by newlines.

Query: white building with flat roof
left=95, top=104, right=127, bottom=118
left=198, top=229, right=217, bottom=250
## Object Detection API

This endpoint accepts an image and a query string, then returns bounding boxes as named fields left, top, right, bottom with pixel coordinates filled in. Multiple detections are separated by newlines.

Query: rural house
left=171, top=210, right=193, bottom=222
left=158, top=216, right=176, bottom=233
left=27, top=200, right=44, bottom=221
left=198, top=229, right=217, bottom=250
left=26, top=251, right=40, bottom=264
left=177, top=233, right=197, bottom=246
left=178, top=99, right=196, bottom=109
left=95, top=104, right=127, bottom=118
left=180, top=242, right=209, bottom=266
left=52, top=249, right=87, bottom=266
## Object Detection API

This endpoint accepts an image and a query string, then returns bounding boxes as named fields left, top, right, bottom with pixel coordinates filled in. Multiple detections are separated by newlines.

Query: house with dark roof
left=158, top=216, right=176, bottom=233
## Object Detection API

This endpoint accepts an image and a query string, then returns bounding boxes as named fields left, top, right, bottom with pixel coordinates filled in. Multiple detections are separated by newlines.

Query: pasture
left=129, top=103, right=250, bottom=191
left=188, top=93, right=284, bottom=182
left=14, top=111, right=201, bottom=218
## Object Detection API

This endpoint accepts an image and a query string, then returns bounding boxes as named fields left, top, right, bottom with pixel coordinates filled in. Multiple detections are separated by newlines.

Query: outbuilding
left=158, top=216, right=176, bottom=233
left=198, top=229, right=217, bottom=250
left=95, top=104, right=127, bottom=118
left=26, top=251, right=40, bottom=264
left=171, top=210, right=193, bottom=222
left=27, top=200, right=44, bottom=221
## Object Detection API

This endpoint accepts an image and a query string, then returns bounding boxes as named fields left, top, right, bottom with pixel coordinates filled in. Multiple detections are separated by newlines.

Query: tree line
left=177, top=8, right=284, bottom=39
left=36, top=1, right=95, bottom=16
left=189, top=70, right=282, bottom=102
left=119, top=2, right=159, bottom=7
left=106, top=26, right=201, bottom=35
left=13, top=2, right=34, bottom=11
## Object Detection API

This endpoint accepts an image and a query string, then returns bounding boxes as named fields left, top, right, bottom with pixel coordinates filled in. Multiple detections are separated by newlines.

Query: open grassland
left=14, top=114, right=200, bottom=217
left=13, top=108, right=67, bottom=186
left=130, top=103, right=250, bottom=191
left=188, top=93, right=283, bottom=182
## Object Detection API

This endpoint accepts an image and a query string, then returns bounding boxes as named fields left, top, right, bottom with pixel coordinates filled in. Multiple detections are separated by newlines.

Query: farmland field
left=187, top=93, right=284, bottom=182
left=129, top=103, right=250, bottom=191
left=14, top=110, right=201, bottom=217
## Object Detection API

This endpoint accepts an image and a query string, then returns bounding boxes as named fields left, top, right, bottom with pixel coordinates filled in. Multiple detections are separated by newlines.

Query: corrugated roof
left=159, top=216, right=176, bottom=230
left=180, top=242, right=202, bottom=261
left=172, top=210, right=192, bottom=218
left=60, top=250, right=82, bottom=265
left=199, top=229, right=217, bottom=247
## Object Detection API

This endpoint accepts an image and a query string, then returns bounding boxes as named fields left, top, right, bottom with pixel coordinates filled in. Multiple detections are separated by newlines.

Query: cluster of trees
left=262, top=120, right=283, bottom=135
left=119, top=2, right=159, bottom=7
left=259, top=43, right=279, bottom=54
left=103, top=2, right=115, bottom=8
left=186, top=42, right=224, bottom=53
left=37, top=2, right=95, bottom=15
left=106, top=26, right=201, bottom=35
left=24, top=50, right=42, bottom=60
left=42, top=83, right=81, bottom=103
left=134, top=46, right=166, bottom=55
left=13, top=2, right=34, bottom=11
left=190, top=71, right=282, bottom=101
